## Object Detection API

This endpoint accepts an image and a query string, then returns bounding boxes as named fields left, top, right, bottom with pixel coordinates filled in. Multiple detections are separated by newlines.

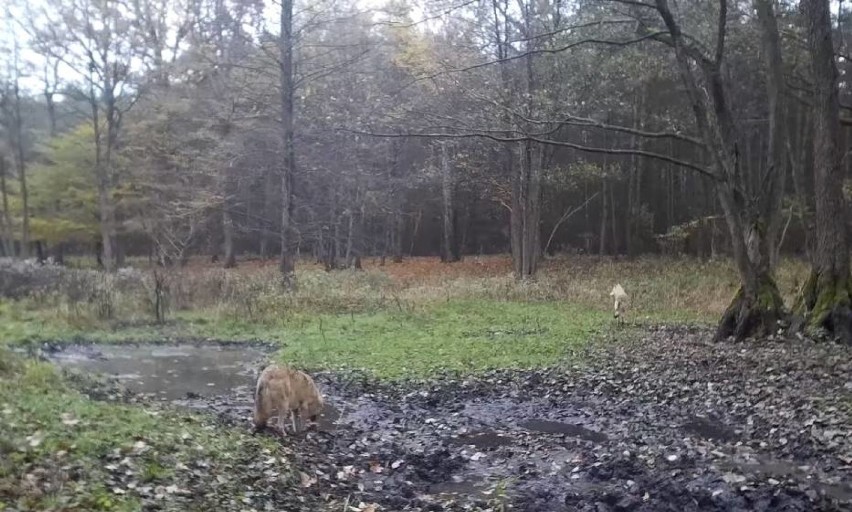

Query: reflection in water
left=50, top=344, right=267, bottom=400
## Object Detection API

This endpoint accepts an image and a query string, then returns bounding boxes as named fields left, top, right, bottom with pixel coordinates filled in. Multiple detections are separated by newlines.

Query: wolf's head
left=305, top=390, right=324, bottom=422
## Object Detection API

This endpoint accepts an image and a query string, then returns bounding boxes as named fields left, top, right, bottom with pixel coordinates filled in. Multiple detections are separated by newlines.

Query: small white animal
left=609, top=284, right=628, bottom=326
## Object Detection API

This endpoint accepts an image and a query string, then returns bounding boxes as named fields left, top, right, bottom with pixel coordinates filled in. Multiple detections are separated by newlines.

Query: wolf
left=252, top=364, right=324, bottom=435
left=610, top=283, right=628, bottom=326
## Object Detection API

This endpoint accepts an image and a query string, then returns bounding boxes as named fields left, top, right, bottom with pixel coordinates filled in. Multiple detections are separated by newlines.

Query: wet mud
left=50, top=327, right=852, bottom=511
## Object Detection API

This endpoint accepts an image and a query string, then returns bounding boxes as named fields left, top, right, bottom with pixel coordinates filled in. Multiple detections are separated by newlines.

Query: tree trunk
left=89, top=81, right=116, bottom=272
left=510, top=144, right=523, bottom=273
left=609, top=180, right=617, bottom=254
left=0, top=157, right=13, bottom=257
left=44, top=91, right=57, bottom=138
left=794, top=0, right=852, bottom=342
left=755, top=0, right=789, bottom=271
left=388, top=140, right=404, bottom=263
left=599, top=179, right=608, bottom=255
left=626, top=93, right=641, bottom=259
left=409, top=209, right=421, bottom=256
left=788, top=105, right=813, bottom=260
left=440, top=142, right=459, bottom=263
left=9, top=80, right=29, bottom=259
left=278, top=0, right=296, bottom=284
left=391, top=211, right=404, bottom=263
left=53, top=242, right=64, bottom=265
left=35, top=241, right=45, bottom=264
left=222, top=208, right=236, bottom=268
left=260, top=168, right=275, bottom=259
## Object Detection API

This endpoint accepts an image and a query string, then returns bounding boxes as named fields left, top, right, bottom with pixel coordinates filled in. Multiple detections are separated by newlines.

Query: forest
left=0, top=0, right=850, bottom=340
left=1, top=1, right=851, bottom=511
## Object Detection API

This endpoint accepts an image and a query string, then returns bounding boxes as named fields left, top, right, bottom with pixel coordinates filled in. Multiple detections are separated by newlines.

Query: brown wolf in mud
left=253, top=364, right=324, bottom=434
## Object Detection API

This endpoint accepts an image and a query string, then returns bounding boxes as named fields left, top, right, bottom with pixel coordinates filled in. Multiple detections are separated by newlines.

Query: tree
left=277, top=0, right=296, bottom=283
left=794, top=0, right=852, bottom=342
left=643, top=0, right=787, bottom=340
left=0, top=34, right=31, bottom=258
left=26, top=124, right=100, bottom=257
left=31, top=0, right=143, bottom=270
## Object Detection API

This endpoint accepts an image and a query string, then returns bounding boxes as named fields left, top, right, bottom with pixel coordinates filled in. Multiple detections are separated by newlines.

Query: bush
left=0, top=258, right=65, bottom=299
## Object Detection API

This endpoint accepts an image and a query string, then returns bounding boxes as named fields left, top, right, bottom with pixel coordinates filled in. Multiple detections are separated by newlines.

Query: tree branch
left=342, top=128, right=716, bottom=179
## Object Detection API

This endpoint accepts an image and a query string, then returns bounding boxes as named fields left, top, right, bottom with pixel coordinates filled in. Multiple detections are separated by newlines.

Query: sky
left=3, top=0, right=849, bottom=96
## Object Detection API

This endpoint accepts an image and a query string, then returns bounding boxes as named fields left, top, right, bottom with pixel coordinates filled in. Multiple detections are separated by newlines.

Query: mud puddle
left=48, top=343, right=267, bottom=399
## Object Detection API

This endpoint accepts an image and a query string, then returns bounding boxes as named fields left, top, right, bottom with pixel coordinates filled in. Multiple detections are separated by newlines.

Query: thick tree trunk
left=512, top=141, right=541, bottom=277
left=440, top=143, right=459, bottom=263
left=278, top=0, right=296, bottom=284
left=509, top=0, right=541, bottom=279
left=794, top=0, right=852, bottom=342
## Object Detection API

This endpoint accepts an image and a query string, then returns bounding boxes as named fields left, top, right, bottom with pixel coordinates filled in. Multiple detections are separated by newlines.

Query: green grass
left=269, top=300, right=608, bottom=378
left=0, top=354, right=289, bottom=511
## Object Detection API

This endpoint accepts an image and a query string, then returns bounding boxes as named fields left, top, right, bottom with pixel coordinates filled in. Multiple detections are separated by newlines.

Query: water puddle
left=49, top=343, right=268, bottom=400
left=518, top=419, right=608, bottom=443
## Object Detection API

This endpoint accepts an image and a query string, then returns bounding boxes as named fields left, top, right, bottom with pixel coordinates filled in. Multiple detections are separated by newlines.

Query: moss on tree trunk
left=715, top=274, right=785, bottom=341
left=793, top=270, right=852, bottom=342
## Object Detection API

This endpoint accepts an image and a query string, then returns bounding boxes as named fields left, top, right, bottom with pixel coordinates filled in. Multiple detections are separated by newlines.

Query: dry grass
left=345, top=255, right=809, bottom=323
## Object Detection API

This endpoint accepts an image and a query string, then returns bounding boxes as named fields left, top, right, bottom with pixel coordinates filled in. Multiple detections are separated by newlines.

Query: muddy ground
left=52, top=327, right=852, bottom=511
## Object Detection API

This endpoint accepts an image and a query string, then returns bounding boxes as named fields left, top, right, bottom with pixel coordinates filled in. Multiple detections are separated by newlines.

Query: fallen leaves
left=299, top=472, right=316, bottom=488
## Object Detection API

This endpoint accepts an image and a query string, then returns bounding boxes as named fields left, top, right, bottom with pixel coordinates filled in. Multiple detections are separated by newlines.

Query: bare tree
left=33, top=0, right=142, bottom=270
left=649, top=0, right=787, bottom=340
left=279, top=0, right=296, bottom=283
left=0, top=38, right=30, bottom=258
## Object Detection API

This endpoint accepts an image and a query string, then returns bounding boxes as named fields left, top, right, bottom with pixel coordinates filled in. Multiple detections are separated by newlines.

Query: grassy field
left=0, top=255, right=810, bottom=377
